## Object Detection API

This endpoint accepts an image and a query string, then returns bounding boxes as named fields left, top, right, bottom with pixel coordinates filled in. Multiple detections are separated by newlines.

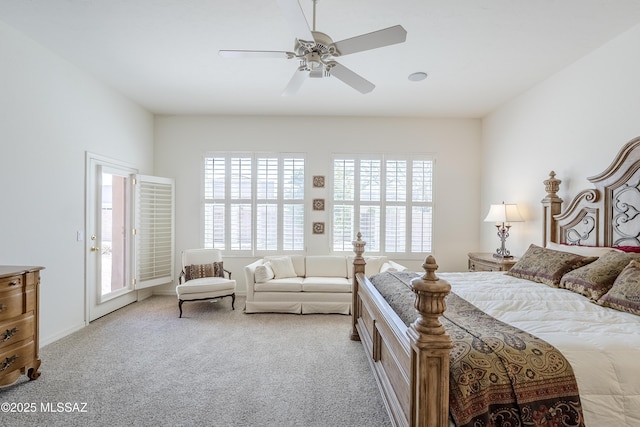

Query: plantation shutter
left=134, top=174, right=175, bottom=289
left=282, top=156, right=305, bottom=251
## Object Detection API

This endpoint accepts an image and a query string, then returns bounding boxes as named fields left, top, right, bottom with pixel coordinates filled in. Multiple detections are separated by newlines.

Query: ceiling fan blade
left=282, top=69, right=310, bottom=96
left=219, top=50, right=294, bottom=59
left=330, top=62, right=375, bottom=94
left=333, top=25, right=407, bottom=56
left=277, top=0, right=314, bottom=42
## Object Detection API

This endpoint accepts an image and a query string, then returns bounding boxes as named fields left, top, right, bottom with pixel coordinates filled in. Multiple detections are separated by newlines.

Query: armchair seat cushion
left=177, top=277, right=236, bottom=295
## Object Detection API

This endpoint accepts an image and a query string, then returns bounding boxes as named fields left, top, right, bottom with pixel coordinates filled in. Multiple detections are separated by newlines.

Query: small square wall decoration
left=313, top=176, right=325, bottom=188
left=313, top=222, right=325, bottom=234
left=313, top=199, right=325, bottom=211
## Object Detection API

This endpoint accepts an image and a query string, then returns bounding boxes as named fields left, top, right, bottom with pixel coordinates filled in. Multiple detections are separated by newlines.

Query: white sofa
left=243, top=255, right=406, bottom=314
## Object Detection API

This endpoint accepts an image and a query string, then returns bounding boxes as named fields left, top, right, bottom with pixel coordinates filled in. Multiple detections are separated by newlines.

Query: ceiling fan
left=219, top=0, right=407, bottom=95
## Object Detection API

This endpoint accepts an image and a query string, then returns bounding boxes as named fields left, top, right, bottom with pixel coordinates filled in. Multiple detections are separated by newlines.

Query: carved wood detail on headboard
left=543, top=136, right=640, bottom=247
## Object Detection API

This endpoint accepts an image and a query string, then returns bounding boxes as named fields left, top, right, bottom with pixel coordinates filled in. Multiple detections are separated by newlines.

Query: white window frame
left=203, top=152, right=306, bottom=255
left=331, top=153, right=434, bottom=257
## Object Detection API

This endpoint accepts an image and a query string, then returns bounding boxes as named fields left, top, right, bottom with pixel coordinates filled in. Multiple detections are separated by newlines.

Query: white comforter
left=438, top=271, right=640, bottom=427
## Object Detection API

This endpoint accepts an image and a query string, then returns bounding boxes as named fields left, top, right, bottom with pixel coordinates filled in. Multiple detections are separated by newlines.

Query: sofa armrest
left=243, top=259, right=264, bottom=301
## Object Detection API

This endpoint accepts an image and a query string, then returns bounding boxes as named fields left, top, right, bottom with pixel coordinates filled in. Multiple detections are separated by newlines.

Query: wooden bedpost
left=407, top=255, right=453, bottom=427
left=350, top=232, right=366, bottom=341
left=542, top=171, right=563, bottom=246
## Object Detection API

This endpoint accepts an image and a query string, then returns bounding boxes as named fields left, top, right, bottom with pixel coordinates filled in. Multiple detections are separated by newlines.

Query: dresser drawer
left=467, top=252, right=518, bottom=272
left=469, top=259, right=500, bottom=272
left=0, top=291, right=24, bottom=321
left=0, top=315, right=34, bottom=351
left=0, top=275, right=22, bottom=294
left=0, top=339, right=35, bottom=377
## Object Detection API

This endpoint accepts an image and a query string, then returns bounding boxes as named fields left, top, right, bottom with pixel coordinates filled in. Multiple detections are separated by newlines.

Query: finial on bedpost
left=407, top=255, right=452, bottom=427
left=410, top=255, right=451, bottom=339
left=544, top=171, right=561, bottom=196
left=542, top=171, right=563, bottom=247
left=350, top=232, right=367, bottom=341
left=353, top=232, right=366, bottom=260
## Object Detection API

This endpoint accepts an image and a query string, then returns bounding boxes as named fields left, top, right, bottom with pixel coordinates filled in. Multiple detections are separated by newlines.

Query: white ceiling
left=2, top=0, right=640, bottom=118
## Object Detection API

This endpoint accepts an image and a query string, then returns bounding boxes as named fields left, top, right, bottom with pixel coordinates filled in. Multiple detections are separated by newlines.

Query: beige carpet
left=1, top=295, right=391, bottom=427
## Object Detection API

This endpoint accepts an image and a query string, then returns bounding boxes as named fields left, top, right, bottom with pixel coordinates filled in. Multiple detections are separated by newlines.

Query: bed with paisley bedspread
left=349, top=137, right=640, bottom=427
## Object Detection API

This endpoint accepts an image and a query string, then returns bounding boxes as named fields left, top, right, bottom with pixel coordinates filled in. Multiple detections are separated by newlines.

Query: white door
left=86, top=154, right=137, bottom=321
left=86, top=154, right=175, bottom=322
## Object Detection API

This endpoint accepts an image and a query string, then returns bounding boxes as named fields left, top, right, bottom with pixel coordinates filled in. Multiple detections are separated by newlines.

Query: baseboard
left=137, top=288, right=153, bottom=300
left=40, top=322, right=86, bottom=347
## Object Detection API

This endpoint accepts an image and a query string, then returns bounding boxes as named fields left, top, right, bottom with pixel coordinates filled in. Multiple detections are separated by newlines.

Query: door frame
left=85, top=152, right=138, bottom=322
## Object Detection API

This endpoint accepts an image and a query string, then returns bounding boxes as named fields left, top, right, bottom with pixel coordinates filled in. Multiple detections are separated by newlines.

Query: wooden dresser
left=468, top=252, right=518, bottom=272
left=0, top=265, right=43, bottom=386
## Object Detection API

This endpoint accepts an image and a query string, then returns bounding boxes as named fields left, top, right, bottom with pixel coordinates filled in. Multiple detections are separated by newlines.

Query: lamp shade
left=484, top=203, right=523, bottom=223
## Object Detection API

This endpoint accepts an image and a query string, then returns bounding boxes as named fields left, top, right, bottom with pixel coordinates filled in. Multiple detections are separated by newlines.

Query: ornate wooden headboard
left=543, top=136, right=640, bottom=247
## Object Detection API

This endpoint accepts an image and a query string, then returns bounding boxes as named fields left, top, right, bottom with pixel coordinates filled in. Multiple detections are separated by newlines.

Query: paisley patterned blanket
left=369, top=271, right=585, bottom=427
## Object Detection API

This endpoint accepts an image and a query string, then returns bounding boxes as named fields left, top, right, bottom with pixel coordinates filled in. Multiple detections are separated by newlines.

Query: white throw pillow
left=546, top=241, right=620, bottom=257
left=254, top=262, right=275, bottom=283
left=364, top=256, right=387, bottom=276
left=268, top=256, right=297, bottom=279
left=380, top=262, right=397, bottom=273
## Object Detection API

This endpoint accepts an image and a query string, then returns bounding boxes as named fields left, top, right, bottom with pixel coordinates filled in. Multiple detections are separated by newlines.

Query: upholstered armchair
left=176, top=248, right=236, bottom=318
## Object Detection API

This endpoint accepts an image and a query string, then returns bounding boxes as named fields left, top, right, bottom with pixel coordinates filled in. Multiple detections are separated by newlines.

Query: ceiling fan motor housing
left=295, top=31, right=338, bottom=76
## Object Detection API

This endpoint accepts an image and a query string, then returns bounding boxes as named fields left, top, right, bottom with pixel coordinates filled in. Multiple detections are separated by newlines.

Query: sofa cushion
left=254, top=277, right=303, bottom=292
left=290, top=255, right=306, bottom=277
left=254, top=262, right=275, bottom=283
left=267, top=256, right=297, bottom=279
left=302, top=277, right=351, bottom=293
left=306, top=256, right=348, bottom=278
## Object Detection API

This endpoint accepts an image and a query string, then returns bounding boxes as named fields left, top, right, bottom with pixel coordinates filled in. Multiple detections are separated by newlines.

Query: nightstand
left=467, top=252, right=518, bottom=272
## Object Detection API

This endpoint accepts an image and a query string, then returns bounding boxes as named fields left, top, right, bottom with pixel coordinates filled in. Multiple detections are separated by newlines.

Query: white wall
left=154, top=115, right=482, bottom=294
left=482, top=23, right=640, bottom=257
left=0, top=20, right=154, bottom=345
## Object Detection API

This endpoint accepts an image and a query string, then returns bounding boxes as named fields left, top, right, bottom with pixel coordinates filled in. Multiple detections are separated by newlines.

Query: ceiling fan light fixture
left=408, top=71, right=428, bottom=82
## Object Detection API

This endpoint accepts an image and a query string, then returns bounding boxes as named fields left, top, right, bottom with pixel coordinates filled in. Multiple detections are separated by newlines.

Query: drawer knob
left=1, top=355, right=18, bottom=372
left=2, top=327, right=18, bottom=342
left=8, top=281, right=18, bottom=287
left=0, top=304, right=5, bottom=313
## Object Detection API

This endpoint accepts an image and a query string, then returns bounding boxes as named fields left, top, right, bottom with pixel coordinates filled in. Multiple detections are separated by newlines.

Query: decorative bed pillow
left=185, top=262, right=224, bottom=281
left=506, top=244, right=597, bottom=287
left=254, top=262, right=275, bottom=283
left=598, top=259, right=640, bottom=316
left=560, top=250, right=637, bottom=299
left=268, top=256, right=297, bottom=279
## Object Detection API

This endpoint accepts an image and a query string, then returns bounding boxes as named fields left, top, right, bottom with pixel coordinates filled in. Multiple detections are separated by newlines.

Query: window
left=332, top=155, right=433, bottom=255
left=203, top=153, right=305, bottom=253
